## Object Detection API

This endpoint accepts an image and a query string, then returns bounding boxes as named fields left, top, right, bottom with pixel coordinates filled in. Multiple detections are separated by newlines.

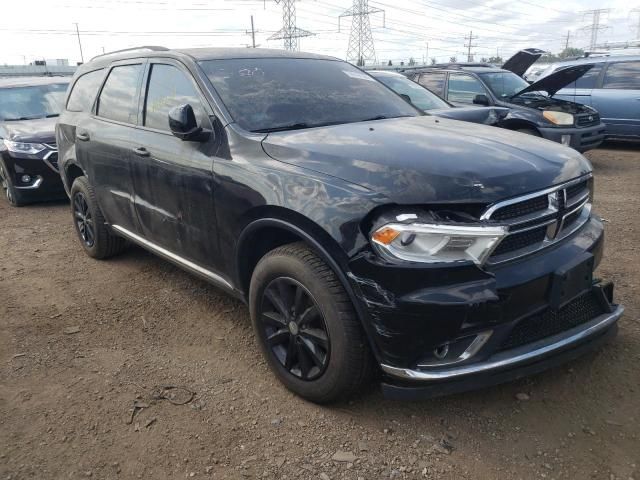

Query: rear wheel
left=70, top=176, right=127, bottom=259
left=0, top=161, right=26, bottom=207
left=249, top=242, right=374, bottom=403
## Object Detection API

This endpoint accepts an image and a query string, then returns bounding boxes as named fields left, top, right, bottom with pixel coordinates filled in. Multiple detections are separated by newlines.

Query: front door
left=130, top=60, right=220, bottom=271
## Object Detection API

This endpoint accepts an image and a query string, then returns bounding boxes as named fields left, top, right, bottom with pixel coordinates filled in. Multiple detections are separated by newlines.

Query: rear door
left=591, top=60, right=640, bottom=138
left=131, top=59, right=220, bottom=270
left=83, top=61, right=145, bottom=232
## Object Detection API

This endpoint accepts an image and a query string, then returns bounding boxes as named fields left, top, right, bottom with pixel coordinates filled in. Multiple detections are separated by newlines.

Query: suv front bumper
left=539, top=122, right=606, bottom=152
left=347, top=215, right=622, bottom=398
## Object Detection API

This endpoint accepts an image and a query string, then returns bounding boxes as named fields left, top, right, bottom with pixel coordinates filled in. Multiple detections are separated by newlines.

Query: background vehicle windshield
left=479, top=72, right=531, bottom=98
left=373, top=74, right=450, bottom=110
left=0, top=83, right=68, bottom=121
left=199, top=58, right=419, bottom=132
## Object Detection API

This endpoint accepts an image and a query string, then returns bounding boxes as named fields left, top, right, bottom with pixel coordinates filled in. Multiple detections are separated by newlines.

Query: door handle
left=133, top=147, right=150, bottom=157
left=76, top=132, right=90, bottom=142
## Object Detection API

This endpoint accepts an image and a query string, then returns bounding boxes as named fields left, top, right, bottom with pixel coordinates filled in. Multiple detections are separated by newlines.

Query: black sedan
left=369, top=70, right=507, bottom=126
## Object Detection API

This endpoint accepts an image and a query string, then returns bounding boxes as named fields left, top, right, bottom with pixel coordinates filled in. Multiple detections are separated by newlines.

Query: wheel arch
left=63, top=162, right=87, bottom=195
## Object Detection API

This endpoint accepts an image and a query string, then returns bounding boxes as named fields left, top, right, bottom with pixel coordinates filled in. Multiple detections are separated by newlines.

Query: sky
left=0, top=0, right=639, bottom=66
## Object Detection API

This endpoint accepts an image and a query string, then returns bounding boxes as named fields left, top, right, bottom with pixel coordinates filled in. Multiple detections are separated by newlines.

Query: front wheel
left=249, top=242, right=374, bottom=403
left=0, top=161, right=26, bottom=207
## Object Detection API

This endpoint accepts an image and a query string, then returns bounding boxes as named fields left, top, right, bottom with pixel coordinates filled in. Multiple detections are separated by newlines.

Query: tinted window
left=67, top=69, right=104, bottom=112
left=603, top=61, right=640, bottom=89
left=0, top=83, right=68, bottom=121
left=199, top=58, right=418, bottom=132
left=144, top=64, right=204, bottom=131
left=97, top=64, right=143, bottom=123
left=447, top=73, right=487, bottom=104
left=373, top=73, right=449, bottom=110
left=417, top=72, right=446, bottom=96
left=479, top=72, right=530, bottom=98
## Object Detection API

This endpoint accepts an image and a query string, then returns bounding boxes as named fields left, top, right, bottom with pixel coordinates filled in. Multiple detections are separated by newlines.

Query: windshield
left=0, top=83, right=68, bottom=121
left=372, top=73, right=450, bottom=111
left=478, top=72, right=531, bottom=98
left=199, top=58, right=419, bottom=132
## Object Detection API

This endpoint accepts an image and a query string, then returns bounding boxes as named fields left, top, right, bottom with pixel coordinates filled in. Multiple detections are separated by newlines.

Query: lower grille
left=499, top=292, right=604, bottom=351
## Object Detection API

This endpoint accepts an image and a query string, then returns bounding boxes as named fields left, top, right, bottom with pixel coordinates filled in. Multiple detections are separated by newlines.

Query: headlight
left=3, top=139, right=46, bottom=154
left=542, top=111, right=574, bottom=126
left=371, top=223, right=507, bottom=265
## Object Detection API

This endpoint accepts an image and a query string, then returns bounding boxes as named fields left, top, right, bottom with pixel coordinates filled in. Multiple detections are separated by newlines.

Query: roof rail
left=90, top=46, right=169, bottom=61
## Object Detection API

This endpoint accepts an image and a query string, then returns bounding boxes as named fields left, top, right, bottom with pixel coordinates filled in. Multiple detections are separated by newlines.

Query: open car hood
left=513, top=64, right=594, bottom=97
left=502, top=48, right=546, bottom=77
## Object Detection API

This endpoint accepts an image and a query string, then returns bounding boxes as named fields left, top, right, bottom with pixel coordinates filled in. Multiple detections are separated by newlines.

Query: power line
left=268, top=0, right=313, bottom=51
left=340, top=0, right=384, bottom=65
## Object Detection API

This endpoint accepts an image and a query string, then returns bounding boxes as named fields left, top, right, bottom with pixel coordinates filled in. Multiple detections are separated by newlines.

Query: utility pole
left=425, top=41, right=429, bottom=64
left=73, top=22, right=84, bottom=63
left=250, top=15, right=256, bottom=48
left=268, top=0, right=313, bottom=51
left=339, top=0, right=384, bottom=66
left=464, top=30, right=477, bottom=62
left=581, top=9, right=610, bottom=50
left=564, top=30, right=571, bottom=50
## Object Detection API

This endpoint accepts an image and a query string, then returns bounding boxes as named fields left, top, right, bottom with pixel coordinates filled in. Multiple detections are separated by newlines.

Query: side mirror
left=168, top=104, right=209, bottom=141
left=399, top=93, right=412, bottom=104
left=473, top=94, right=490, bottom=106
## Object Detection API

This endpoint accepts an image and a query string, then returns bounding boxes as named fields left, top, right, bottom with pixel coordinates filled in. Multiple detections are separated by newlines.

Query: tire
left=249, top=242, right=374, bottom=403
left=517, top=128, right=541, bottom=137
left=0, top=160, right=26, bottom=207
left=70, top=176, right=126, bottom=259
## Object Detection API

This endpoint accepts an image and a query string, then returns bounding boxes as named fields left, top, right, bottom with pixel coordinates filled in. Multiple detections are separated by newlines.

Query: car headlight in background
left=542, top=111, right=574, bottom=126
left=371, top=222, right=507, bottom=265
left=2, top=139, right=46, bottom=154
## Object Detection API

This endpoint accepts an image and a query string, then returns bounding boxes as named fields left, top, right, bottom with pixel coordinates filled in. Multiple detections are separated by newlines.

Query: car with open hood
left=56, top=46, right=622, bottom=403
left=369, top=70, right=508, bottom=126
left=402, top=50, right=605, bottom=152
left=0, top=76, right=68, bottom=206
left=533, top=54, right=640, bottom=140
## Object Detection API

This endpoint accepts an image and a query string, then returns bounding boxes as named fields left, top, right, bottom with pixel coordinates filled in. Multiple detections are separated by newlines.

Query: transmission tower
left=581, top=9, right=610, bottom=50
left=464, top=31, right=477, bottom=62
left=339, top=0, right=384, bottom=66
left=269, top=0, right=313, bottom=51
left=632, top=9, right=640, bottom=39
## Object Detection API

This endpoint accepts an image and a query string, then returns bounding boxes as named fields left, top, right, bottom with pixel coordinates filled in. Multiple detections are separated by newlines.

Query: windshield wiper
left=3, top=115, right=40, bottom=121
left=360, top=114, right=412, bottom=122
left=45, top=113, right=60, bottom=118
left=252, top=123, right=310, bottom=133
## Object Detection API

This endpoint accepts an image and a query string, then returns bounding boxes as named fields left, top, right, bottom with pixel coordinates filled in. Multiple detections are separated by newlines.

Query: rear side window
left=447, top=73, right=487, bottom=104
left=143, top=64, right=204, bottom=131
left=602, top=61, right=640, bottom=89
left=66, top=69, right=104, bottom=112
left=97, top=64, right=143, bottom=123
left=557, top=64, right=602, bottom=90
left=417, top=72, right=446, bottom=96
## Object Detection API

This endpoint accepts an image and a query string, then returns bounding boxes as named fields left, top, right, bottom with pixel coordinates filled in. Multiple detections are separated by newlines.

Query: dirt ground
left=1, top=143, right=639, bottom=480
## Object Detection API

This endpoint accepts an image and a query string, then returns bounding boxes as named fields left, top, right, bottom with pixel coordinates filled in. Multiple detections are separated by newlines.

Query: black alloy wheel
left=259, top=277, right=330, bottom=381
left=0, top=162, right=19, bottom=206
left=73, top=192, right=95, bottom=247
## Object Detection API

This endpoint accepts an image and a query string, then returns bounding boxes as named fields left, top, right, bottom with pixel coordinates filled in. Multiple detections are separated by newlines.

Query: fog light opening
left=561, top=135, right=572, bottom=146
left=433, top=343, right=450, bottom=360
left=21, top=174, right=32, bottom=184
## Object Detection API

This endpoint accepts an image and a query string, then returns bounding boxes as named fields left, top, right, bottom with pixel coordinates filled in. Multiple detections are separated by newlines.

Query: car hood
left=502, top=48, right=546, bottom=77
left=513, top=64, right=594, bottom=97
left=0, top=117, right=57, bottom=144
left=261, top=116, right=591, bottom=205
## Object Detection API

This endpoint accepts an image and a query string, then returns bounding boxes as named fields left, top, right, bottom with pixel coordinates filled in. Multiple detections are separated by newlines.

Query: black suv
left=403, top=61, right=606, bottom=152
left=57, top=47, right=623, bottom=403
left=0, top=76, right=68, bottom=206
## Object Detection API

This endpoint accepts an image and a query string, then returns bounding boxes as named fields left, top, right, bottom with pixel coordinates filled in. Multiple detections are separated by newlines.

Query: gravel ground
left=1, top=143, right=639, bottom=480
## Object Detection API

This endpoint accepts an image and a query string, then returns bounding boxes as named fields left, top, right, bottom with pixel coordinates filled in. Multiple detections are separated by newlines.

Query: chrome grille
left=43, top=144, right=59, bottom=173
left=482, top=175, right=592, bottom=263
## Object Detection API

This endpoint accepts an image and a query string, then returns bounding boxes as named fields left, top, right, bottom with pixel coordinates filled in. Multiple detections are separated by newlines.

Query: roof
left=77, top=46, right=338, bottom=74
left=368, top=70, right=404, bottom=77
left=0, top=76, right=70, bottom=88
left=546, top=54, right=640, bottom=67
left=402, top=65, right=506, bottom=75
